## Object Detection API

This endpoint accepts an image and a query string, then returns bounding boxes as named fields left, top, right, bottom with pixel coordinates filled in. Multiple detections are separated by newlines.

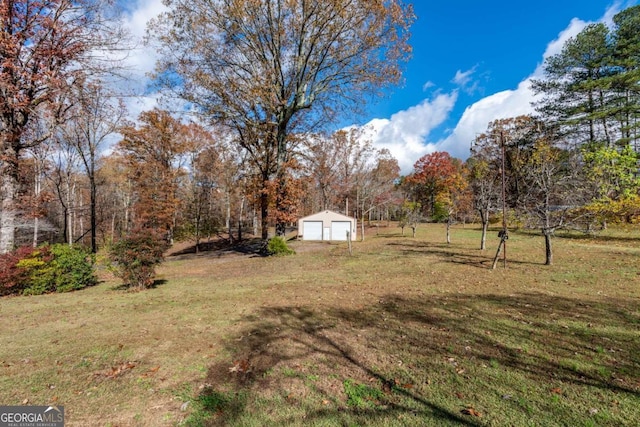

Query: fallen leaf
left=139, top=366, right=160, bottom=378
left=229, top=359, right=251, bottom=374
left=461, top=407, right=482, bottom=417
left=550, top=388, right=562, bottom=395
left=94, top=361, right=136, bottom=379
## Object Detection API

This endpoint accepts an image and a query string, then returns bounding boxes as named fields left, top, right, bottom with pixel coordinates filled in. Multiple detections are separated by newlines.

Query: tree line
left=1, top=1, right=639, bottom=270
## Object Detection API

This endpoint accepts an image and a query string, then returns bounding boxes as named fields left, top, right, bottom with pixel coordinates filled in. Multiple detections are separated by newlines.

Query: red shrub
left=0, top=246, right=37, bottom=296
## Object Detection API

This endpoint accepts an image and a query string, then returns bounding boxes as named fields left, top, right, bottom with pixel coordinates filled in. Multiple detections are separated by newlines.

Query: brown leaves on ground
left=139, top=366, right=161, bottom=379
left=461, top=406, right=482, bottom=417
left=228, top=359, right=252, bottom=374
left=93, top=362, right=136, bottom=380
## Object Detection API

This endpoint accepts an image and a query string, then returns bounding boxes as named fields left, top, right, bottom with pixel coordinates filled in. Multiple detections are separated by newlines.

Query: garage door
left=302, top=221, right=323, bottom=240
left=331, top=221, right=352, bottom=241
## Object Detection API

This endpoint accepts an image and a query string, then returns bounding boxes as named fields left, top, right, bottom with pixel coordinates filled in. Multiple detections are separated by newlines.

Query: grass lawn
left=0, top=223, right=639, bottom=426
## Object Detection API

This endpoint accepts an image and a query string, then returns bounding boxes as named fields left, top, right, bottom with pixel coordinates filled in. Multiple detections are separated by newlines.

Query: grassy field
left=0, top=223, right=639, bottom=426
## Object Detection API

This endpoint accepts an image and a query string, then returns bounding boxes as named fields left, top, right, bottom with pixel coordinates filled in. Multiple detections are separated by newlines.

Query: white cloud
left=121, top=0, right=167, bottom=78
left=435, top=81, right=537, bottom=159
left=452, top=65, right=481, bottom=95
left=422, top=81, right=435, bottom=91
left=113, top=0, right=167, bottom=114
left=452, top=67, right=475, bottom=86
left=439, top=12, right=604, bottom=159
left=362, top=92, right=458, bottom=174
left=362, top=4, right=622, bottom=172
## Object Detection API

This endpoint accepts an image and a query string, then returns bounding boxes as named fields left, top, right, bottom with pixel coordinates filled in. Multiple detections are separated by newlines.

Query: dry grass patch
left=0, top=224, right=639, bottom=426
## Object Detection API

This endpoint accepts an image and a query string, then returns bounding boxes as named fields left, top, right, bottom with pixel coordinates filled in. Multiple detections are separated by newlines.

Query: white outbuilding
left=297, top=210, right=357, bottom=241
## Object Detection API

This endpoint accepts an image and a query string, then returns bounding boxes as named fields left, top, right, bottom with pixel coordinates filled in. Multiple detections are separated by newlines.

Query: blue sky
left=372, top=1, right=629, bottom=124
left=120, top=0, right=639, bottom=173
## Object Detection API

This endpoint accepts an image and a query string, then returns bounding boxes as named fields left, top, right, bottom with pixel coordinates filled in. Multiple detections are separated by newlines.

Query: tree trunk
left=480, top=210, right=489, bottom=250
left=0, top=143, right=19, bottom=254
left=544, top=231, right=553, bottom=266
left=32, top=168, right=42, bottom=248
left=237, top=194, right=245, bottom=242
left=446, top=217, right=451, bottom=244
left=225, top=189, right=232, bottom=239
left=111, top=211, right=116, bottom=243
left=89, top=174, right=97, bottom=253
left=260, top=190, right=269, bottom=240
left=274, top=171, right=289, bottom=238
left=67, top=180, right=74, bottom=245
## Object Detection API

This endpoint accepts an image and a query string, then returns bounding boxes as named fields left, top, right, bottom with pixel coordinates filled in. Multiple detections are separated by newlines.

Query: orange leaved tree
left=149, top=0, right=414, bottom=239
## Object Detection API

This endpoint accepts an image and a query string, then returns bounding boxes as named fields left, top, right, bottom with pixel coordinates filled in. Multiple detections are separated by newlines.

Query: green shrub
left=109, top=231, right=167, bottom=289
left=49, top=244, right=97, bottom=293
left=19, top=247, right=55, bottom=296
left=266, top=236, right=295, bottom=256
left=0, top=245, right=97, bottom=296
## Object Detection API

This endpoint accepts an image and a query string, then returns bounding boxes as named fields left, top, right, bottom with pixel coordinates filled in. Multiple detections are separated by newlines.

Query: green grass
left=0, top=223, right=639, bottom=426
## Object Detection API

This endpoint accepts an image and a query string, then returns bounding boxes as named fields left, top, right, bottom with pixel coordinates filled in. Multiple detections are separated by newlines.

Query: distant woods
left=1, top=2, right=639, bottom=267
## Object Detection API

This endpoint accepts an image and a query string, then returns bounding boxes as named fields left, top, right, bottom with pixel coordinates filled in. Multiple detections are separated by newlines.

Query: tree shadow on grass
left=385, top=241, right=540, bottom=269
left=168, top=238, right=269, bottom=260
left=110, top=279, right=168, bottom=291
left=195, top=293, right=639, bottom=426
left=512, top=229, right=640, bottom=245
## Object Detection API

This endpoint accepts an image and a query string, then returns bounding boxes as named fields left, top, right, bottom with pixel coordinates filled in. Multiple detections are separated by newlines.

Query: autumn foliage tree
left=304, top=128, right=375, bottom=214
left=149, top=0, right=414, bottom=239
left=406, top=152, right=466, bottom=243
left=181, top=125, right=248, bottom=246
left=0, top=0, right=124, bottom=253
left=468, top=118, right=531, bottom=250
left=117, top=109, right=192, bottom=241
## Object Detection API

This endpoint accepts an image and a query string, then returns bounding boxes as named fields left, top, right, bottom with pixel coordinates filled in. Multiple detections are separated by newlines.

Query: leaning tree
left=149, top=0, right=414, bottom=239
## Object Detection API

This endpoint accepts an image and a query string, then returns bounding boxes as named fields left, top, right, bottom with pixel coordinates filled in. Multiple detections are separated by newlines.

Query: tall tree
left=0, top=0, right=124, bottom=253
left=61, top=82, right=127, bottom=252
left=149, top=0, right=414, bottom=239
left=611, top=5, right=640, bottom=147
left=304, top=128, right=375, bottom=214
left=117, top=109, right=192, bottom=241
left=532, top=23, right=613, bottom=147
left=181, top=124, right=246, bottom=247
left=468, top=117, right=536, bottom=250
left=466, top=154, right=499, bottom=250
left=96, top=153, right=134, bottom=242
left=356, top=148, right=400, bottom=239
left=520, top=138, right=583, bottom=265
